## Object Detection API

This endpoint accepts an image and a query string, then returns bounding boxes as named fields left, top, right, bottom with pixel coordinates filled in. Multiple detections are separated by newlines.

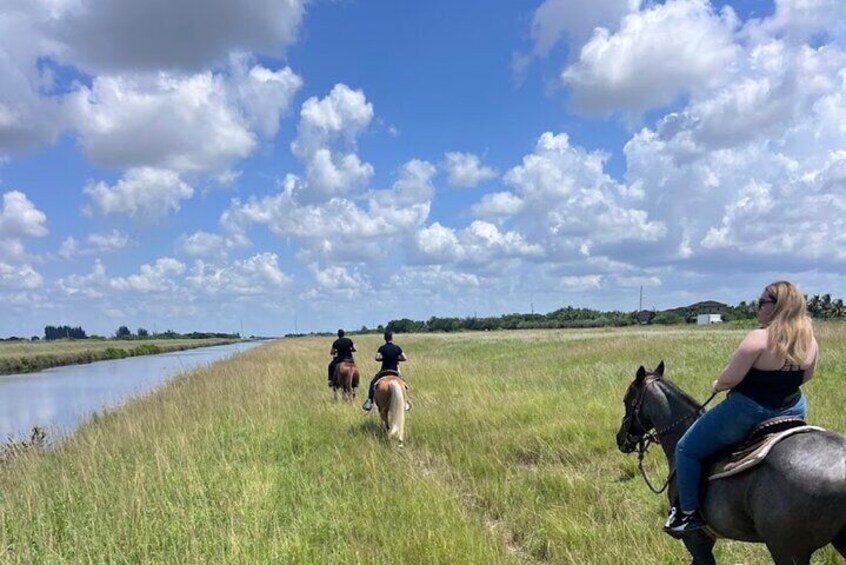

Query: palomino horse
left=374, top=374, right=407, bottom=447
left=617, top=362, right=846, bottom=565
left=331, top=360, right=359, bottom=402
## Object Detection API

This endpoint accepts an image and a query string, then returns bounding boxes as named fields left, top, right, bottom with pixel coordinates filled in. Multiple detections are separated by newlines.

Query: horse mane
left=651, top=376, right=703, bottom=413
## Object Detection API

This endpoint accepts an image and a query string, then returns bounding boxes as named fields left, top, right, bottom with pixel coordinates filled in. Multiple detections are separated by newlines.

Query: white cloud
left=443, top=152, right=497, bottom=188
left=0, top=5, right=67, bottom=154
left=560, top=274, right=603, bottom=290
left=227, top=55, right=303, bottom=139
left=621, top=36, right=846, bottom=270
left=179, top=231, right=230, bottom=258
left=0, top=190, right=48, bottom=239
left=84, top=167, right=194, bottom=217
left=491, top=132, right=665, bottom=258
left=88, top=229, right=130, bottom=252
left=562, top=0, right=740, bottom=114
left=1, top=2, right=306, bottom=158
left=309, top=265, right=370, bottom=295
left=471, top=191, right=525, bottom=218
left=290, top=84, right=375, bottom=198
left=527, top=0, right=637, bottom=57
left=0, top=262, right=43, bottom=289
left=414, top=221, right=543, bottom=265
left=225, top=159, right=435, bottom=263
left=58, top=230, right=130, bottom=260
left=111, top=257, right=186, bottom=292
left=745, top=0, right=846, bottom=46
left=56, top=260, right=109, bottom=297
left=186, top=253, right=291, bottom=296
left=386, top=266, right=481, bottom=292
left=51, top=0, right=309, bottom=73
left=67, top=63, right=301, bottom=175
left=0, top=191, right=48, bottom=263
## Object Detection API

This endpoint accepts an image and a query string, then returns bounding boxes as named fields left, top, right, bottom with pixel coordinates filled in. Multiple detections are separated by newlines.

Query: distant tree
left=137, top=328, right=149, bottom=337
left=44, top=325, right=87, bottom=340
left=31, top=336, right=40, bottom=341
left=653, top=312, right=685, bottom=325
left=116, top=326, right=132, bottom=339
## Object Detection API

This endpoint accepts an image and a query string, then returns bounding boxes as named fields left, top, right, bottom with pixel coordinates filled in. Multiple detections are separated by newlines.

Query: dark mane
left=651, top=375, right=703, bottom=412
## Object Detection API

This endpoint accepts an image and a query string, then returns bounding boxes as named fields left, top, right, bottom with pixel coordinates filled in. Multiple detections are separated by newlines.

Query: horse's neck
left=644, top=381, right=698, bottom=466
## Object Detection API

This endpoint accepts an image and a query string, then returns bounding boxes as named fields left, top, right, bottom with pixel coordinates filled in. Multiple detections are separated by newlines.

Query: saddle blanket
left=708, top=425, right=825, bottom=481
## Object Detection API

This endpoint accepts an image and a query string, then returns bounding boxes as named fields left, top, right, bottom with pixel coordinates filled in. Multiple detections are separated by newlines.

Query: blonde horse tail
left=387, top=380, right=405, bottom=445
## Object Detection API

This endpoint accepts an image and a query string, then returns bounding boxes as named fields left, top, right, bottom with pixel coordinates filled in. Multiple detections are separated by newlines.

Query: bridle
left=621, top=377, right=717, bottom=494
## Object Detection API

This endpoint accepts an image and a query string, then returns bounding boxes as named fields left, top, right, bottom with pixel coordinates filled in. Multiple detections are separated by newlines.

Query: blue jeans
left=675, top=392, right=807, bottom=512
left=367, top=369, right=402, bottom=401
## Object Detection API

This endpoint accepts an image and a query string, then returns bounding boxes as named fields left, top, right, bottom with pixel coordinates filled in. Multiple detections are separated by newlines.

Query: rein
left=630, top=380, right=718, bottom=494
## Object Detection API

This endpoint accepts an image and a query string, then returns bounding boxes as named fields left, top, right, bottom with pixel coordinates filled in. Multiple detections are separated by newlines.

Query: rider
left=362, top=330, right=408, bottom=412
left=665, top=281, right=819, bottom=536
left=327, top=329, right=356, bottom=387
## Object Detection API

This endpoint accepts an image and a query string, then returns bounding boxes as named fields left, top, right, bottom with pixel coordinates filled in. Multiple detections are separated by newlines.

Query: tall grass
left=0, top=326, right=843, bottom=563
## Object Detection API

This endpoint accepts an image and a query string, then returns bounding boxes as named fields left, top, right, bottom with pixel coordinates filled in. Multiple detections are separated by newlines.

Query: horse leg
left=764, top=541, right=811, bottom=565
left=832, top=526, right=846, bottom=558
left=682, top=532, right=716, bottom=565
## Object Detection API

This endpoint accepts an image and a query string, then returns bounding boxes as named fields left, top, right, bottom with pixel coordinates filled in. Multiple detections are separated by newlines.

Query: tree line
left=372, top=294, right=846, bottom=334
left=25, top=326, right=240, bottom=342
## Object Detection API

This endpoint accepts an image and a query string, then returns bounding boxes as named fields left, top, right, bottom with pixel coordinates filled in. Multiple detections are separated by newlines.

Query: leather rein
left=623, top=378, right=717, bottom=494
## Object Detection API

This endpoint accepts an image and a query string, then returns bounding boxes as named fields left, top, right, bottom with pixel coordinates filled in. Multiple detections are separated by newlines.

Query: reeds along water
left=0, top=326, right=843, bottom=563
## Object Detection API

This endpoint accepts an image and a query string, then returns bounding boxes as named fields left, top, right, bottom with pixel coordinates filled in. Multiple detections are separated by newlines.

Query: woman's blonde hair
left=763, top=280, right=815, bottom=365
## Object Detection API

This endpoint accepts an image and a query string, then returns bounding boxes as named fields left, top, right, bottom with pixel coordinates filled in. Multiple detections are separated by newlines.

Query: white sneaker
left=362, top=399, right=373, bottom=411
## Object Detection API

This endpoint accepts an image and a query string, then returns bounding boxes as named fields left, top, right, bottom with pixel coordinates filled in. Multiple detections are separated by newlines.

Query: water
left=0, top=340, right=269, bottom=442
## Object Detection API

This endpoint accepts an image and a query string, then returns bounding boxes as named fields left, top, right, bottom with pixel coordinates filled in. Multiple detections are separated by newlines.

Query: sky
left=1, top=0, right=845, bottom=337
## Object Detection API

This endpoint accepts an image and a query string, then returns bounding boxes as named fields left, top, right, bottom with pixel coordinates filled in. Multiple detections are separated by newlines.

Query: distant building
left=697, top=314, right=723, bottom=325
left=689, top=301, right=727, bottom=315
left=636, top=310, right=656, bottom=325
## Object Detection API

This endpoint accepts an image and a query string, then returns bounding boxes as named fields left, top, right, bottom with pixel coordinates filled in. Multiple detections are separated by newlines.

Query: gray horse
left=616, top=362, right=846, bottom=565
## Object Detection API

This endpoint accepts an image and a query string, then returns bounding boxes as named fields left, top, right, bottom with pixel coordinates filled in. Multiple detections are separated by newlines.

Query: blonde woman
left=666, top=281, right=819, bottom=536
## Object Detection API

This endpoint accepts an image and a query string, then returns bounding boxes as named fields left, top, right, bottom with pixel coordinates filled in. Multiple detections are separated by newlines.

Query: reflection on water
left=0, top=341, right=268, bottom=442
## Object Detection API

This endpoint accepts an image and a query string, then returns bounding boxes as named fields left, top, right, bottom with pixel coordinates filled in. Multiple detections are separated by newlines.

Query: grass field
left=0, top=338, right=237, bottom=375
left=0, top=325, right=843, bottom=563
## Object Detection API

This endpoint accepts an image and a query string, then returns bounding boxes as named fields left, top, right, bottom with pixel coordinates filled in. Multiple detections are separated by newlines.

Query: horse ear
left=636, top=365, right=646, bottom=383
left=656, top=360, right=665, bottom=377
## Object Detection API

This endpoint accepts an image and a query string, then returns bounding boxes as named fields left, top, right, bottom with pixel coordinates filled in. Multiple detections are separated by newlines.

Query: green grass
left=0, top=326, right=844, bottom=563
left=0, top=338, right=237, bottom=375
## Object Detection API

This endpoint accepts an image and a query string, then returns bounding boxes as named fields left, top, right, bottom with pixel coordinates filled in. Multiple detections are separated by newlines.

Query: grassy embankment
left=0, top=338, right=238, bottom=376
left=0, top=326, right=844, bottom=564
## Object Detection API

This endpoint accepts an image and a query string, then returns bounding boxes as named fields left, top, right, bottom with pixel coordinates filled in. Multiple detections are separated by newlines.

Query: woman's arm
left=803, top=341, right=819, bottom=383
left=711, top=329, right=766, bottom=393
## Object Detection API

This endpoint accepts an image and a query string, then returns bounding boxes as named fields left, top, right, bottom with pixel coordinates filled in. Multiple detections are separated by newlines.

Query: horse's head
left=616, top=361, right=664, bottom=453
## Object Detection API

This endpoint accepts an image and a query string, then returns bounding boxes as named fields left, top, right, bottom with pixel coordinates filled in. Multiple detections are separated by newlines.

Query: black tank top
left=733, top=366, right=803, bottom=409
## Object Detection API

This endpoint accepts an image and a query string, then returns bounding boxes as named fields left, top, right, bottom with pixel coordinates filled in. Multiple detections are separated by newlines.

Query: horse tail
left=387, top=380, right=405, bottom=444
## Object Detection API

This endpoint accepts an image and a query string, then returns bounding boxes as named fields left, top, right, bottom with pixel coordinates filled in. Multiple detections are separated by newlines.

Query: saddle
left=707, top=417, right=825, bottom=481
left=376, top=369, right=400, bottom=378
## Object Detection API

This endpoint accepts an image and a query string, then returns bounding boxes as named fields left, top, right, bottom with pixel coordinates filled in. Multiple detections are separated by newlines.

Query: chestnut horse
left=331, top=360, right=359, bottom=402
left=374, top=375, right=407, bottom=447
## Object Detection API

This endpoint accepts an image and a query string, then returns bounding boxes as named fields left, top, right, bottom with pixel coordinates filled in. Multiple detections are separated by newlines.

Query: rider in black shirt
left=362, top=331, right=408, bottom=411
left=328, top=329, right=356, bottom=386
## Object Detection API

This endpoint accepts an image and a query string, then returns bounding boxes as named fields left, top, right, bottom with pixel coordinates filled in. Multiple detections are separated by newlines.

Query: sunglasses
left=757, top=298, right=776, bottom=309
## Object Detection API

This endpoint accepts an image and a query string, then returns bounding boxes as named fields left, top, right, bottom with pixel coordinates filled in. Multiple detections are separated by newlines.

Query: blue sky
left=1, top=0, right=845, bottom=337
